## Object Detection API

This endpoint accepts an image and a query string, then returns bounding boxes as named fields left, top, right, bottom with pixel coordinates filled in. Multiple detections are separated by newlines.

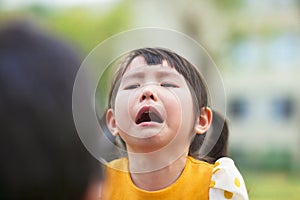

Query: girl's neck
left=129, top=154, right=187, bottom=191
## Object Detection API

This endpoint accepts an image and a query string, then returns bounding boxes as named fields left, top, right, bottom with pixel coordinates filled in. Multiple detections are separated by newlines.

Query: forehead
left=124, top=56, right=180, bottom=77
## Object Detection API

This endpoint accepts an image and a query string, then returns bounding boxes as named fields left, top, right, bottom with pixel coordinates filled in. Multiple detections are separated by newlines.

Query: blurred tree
left=27, top=4, right=51, bottom=16
left=45, top=0, right=133, bottom=53
left=211, top=0, right=243, bottom=10
left=0, top=0, right=133, bottom=53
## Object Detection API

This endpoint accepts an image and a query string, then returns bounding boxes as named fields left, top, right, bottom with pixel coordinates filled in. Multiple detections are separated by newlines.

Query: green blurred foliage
left=0, top=0, right=133, bottom=53
left=211, top=0, right=244, bottom=10
left=45, top=4, right=133, bottom=53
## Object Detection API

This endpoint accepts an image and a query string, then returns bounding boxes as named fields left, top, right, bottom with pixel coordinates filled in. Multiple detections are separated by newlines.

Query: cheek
left=114, top=91, right=132, bottom=129
left=172, top=89, right=194, bottom=112
left=160, top=90, right=180, bottom=111
left=163, top=89, right=194, bottom=123
left=169, top=89, right=195, bottom=128
left=113, top=90, right=140, bottom=131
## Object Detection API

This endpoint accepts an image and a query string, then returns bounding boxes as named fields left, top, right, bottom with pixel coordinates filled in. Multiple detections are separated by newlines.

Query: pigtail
left=189, top=110, right=229, bottom=164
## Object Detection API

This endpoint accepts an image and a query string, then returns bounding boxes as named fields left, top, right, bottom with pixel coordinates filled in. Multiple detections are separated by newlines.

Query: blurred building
left=131, top=0, right=300, bottom=169
left=221, top=0, right=300, bottom=170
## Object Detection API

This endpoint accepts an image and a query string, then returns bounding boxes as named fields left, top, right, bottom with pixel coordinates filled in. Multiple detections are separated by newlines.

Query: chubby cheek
left=167, top=90, right=195, bottom=132
left=114, top=91, right=134, bottom=132
left=163, top=99, right=181, bottom=127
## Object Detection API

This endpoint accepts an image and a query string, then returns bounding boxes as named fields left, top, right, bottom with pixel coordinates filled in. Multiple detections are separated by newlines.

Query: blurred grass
left=244, top=170, right=300, bottom=200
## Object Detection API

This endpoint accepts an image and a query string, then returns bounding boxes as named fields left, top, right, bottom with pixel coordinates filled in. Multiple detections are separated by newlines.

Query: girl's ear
left=194, top=107, right=213, bottom=134
left=106, top=108, right=119, bottom=136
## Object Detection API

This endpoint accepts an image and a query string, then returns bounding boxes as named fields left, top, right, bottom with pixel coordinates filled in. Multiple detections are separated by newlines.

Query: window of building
left=228, top=97, right=249, bottom=120
left=271, top=96, right=295, bottom=121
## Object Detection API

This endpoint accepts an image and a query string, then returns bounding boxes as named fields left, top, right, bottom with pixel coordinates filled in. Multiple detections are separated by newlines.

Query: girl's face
left=106, top=56, right=196, bottom=153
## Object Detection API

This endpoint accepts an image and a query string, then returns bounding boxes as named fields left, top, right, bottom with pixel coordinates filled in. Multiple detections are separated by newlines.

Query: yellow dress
left=101, top=156, right=248, bottom=200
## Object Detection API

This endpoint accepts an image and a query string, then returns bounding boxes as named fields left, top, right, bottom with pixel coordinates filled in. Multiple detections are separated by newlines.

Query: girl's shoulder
left=106, top=157, right=129, bottom=172
left=187, top=156, right=214, bottom=167
left=209, top=157, right=249, bottom=200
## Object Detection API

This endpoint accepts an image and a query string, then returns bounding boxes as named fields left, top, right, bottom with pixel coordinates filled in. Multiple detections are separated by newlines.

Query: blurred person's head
left=0, top=20, right=102, bottom=199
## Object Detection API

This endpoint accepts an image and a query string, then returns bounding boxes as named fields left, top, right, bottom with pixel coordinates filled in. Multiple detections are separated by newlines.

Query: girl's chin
left=129, top=129, right=162, bottom=139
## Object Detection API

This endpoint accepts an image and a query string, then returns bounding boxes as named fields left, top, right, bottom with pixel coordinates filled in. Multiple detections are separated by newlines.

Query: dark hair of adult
left=0, top=20, right=102, bottom=199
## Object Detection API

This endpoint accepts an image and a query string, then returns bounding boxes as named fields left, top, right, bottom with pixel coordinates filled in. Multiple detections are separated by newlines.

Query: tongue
left=136, top=112, right=162, bottom=124
left=149, top=112, right=163, bottom=123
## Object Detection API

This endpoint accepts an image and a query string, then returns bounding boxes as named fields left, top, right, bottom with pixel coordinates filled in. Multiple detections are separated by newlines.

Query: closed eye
left=160, top=83, right=179, bottom=88
left=124, top=84, right=140, bottom=90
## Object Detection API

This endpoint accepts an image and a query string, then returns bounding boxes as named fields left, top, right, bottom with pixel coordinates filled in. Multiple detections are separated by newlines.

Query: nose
left=140, top=87, right=158, bottom=102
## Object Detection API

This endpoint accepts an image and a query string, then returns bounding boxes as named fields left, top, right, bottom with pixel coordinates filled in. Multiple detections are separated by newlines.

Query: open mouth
left=135, top=107, right=163, bottom=125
